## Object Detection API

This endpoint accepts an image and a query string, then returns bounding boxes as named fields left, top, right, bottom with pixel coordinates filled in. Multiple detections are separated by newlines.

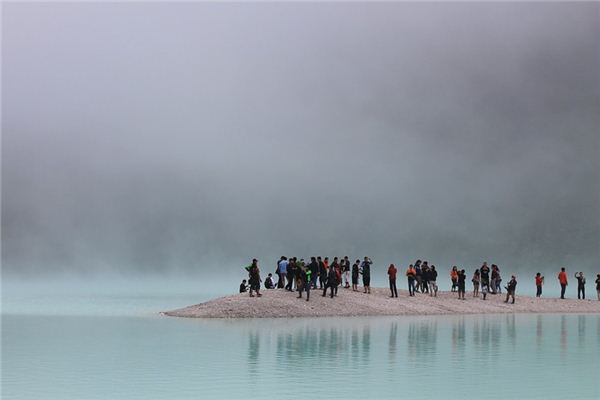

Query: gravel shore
left=163, top=287, right=600, bottom=318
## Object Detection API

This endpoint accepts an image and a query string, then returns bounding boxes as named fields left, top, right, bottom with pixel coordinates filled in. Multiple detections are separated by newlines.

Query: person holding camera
left=535, top=273, right=544, bottom=297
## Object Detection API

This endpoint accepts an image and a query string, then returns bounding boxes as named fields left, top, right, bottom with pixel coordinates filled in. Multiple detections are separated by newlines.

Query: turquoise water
left=2, top=281, right=599, bottom=400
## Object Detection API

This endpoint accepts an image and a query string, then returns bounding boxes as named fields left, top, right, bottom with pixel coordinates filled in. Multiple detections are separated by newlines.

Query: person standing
left=535, top=273, right=544, bottom=297
left=308, top=257, right=319, bottom=289
left=421, top=262, right=430, bottom=294
left=322, top=262, right=338, bottom=298
left=457, top=269, right=466, bottom=300
left=495, top=265, right=502, bottom=294
left=298, top=265, right=312, bottom=301
left=574, top=272, right=586, bottom=300
left=472, top=270, right=481, bottom=297
left=388, top=264, right=398, bottom=298
left=558, top=267, right=568, bottom=299
left=429, top=265, right=438, bottom=297
left=351, top=260, right=360, bottom=291
left=450, top=266, right=459, bottom=292
left=406, top=264, right=416, bottom=296
left=480, top=262, right=490, bottom=290
left=247, top=259, right=262, bottom=297
left=318, top=257, right=326, bottom=289
left=504, top=275, right=517, bottom=304
left=490, top=265, right=499, bottom=294
left=276, top=256, right=288, bottom=288
left=595, top=274, right=600, bottom=301
left=414, top=260, right=423, bottom=293
left=343, top=256, right=351, bottom=288
left=361, top=257, right=372, bottom=294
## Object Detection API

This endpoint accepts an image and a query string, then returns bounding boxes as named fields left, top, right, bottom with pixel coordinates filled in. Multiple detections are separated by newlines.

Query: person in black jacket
left=457, top=269, right=466, bottom=300
left=308, top=257, right=319, bottom=289
left=504, top=275, right=517, bottom=304
left=351, top=260, right=360, bottom=291
left=574, top=272, right=586, bottom=300
left=428, top=266, right=438, bottom=297
left=322, top=264, right=338, bottom=298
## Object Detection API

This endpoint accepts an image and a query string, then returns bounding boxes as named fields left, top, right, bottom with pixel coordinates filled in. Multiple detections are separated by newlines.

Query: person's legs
left=582, top=286, right=585, bottom=300
left=306, top=286, right=310, bottom=301
left=394, top=281, right=398, bottom=297
left=597, top=289, right=600, bottom=301
left=561, top=284, right=566, bottom=299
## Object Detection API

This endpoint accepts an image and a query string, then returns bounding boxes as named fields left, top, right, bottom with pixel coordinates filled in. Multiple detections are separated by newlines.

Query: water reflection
left=407, top=318, right=438, bottom=363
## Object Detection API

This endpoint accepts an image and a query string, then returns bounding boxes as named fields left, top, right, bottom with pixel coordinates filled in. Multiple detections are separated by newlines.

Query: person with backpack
left=406, top=264, right=416, bottom=296
left=388, top=263, right=398, bottom=298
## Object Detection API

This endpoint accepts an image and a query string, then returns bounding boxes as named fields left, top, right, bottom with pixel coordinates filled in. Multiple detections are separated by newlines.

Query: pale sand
left=163, top=287, right=600, bottom=318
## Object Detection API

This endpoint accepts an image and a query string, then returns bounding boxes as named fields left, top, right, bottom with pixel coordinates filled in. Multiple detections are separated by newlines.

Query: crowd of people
left=240, top=258, right=600, bottom=303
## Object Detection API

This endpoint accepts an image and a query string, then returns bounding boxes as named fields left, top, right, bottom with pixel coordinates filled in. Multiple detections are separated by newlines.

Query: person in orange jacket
left=406, top=264, right=416, bottom=296
left=558, top=267, right=568, bottom=299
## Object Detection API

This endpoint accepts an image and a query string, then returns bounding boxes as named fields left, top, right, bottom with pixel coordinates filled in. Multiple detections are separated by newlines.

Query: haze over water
left=2, top=3, right=599, bottom=400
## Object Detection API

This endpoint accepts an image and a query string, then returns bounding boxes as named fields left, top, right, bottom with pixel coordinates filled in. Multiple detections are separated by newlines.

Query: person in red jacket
left=388, top=264, right=398, bottom=298
left=558, top=267, right=568, bottom=299
left=535, top=273, right=544, bottom=297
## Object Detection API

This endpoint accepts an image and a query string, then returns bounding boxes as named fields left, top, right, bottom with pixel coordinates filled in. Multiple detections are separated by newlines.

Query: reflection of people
left=558, top=267, right=568, bottom=299
left=574, top=272, right=586, bottom=299
left=535, top=273, right=544, bottom=297
left=504, top=275, right=517, bottom=304
left=239, top=279, right=248, bottom=293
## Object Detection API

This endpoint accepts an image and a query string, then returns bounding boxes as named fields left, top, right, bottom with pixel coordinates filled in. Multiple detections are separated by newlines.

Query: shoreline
left=163, top=287, right=600, bottom=319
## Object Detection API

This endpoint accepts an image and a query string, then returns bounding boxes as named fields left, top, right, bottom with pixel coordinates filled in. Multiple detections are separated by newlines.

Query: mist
left=2, top=2, right=599, bottom=282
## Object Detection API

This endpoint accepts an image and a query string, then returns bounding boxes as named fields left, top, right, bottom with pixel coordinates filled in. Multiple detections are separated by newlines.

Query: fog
left=2, top=2, right=599, bottom=281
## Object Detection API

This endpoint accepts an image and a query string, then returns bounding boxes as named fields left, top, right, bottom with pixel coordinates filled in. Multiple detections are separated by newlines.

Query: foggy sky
left=2, top=2, right=599, bottom=278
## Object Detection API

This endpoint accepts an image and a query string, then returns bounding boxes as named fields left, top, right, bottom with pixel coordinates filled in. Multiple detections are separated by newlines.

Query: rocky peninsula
left=164, top=287, right=600, bottom=318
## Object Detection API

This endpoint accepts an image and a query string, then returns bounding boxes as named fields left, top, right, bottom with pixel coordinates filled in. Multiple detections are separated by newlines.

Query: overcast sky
left=2, top=2, right=599, bottom=278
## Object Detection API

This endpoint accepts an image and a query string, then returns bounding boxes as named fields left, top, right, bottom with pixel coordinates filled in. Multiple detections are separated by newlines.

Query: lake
left=2, top=280, right=599, bottom=400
